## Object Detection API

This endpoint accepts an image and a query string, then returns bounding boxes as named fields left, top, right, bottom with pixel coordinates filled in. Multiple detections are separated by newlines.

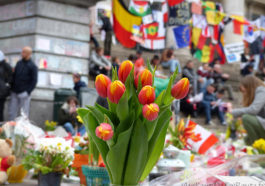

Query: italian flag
left=129, top=0, right=151, bottom=17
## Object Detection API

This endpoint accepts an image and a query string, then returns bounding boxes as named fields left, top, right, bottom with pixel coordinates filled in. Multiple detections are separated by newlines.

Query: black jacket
left=12, top=58, right=38, bottom=94
left=0, top=60, right=12, bottom=99
left=101, top=16, right=112, bottom=32
left=74, top=80, right=86, bottom=99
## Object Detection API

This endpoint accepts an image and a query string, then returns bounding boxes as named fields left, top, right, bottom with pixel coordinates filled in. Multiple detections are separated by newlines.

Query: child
left=201, top=85, right=226, bottom=125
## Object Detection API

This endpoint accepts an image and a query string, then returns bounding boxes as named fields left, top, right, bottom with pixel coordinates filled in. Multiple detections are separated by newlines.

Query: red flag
left=209, top=44, right=215, bottom=63
left=168, top=0, right=185, bottom=7
left=197, top=34, right=207, bottom=50
left=233, top=20, right=243, bottom=35
left=211, top=25, right=219, bottom=44
left=215, top=44, right=226, bottom=64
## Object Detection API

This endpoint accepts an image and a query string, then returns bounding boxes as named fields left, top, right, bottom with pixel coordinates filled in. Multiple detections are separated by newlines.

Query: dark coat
left=0, top=60, right=12, bottom=99
left=74, top=80, right=86, bottom=98
left=12, top=58, right=38, bottom=94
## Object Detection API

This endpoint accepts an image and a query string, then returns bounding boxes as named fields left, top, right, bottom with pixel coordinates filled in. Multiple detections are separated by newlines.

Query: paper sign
left=224, top=42, right=244, bottom=63
left=36, top=38, right=50, bottom=51
left=50, top=73, right=62, bottom=86
left=215, top=176, right=265, bottom=185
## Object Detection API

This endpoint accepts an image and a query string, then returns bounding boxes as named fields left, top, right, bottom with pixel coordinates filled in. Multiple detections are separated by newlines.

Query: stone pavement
left=8, top=178, right=79, bottom=186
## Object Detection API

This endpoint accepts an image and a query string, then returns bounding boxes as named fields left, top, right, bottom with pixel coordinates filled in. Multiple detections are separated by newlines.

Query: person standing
left=0, top=51, right=12, bottom=121
left=100, top=11, right=112, bottom=56
left=73, top=73, right=87, bottom=100
left=8, top=47, right=38, bottom=120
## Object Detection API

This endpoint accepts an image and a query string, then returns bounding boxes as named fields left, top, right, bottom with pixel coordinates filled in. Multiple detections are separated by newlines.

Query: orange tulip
left=118, top=60, right=133, bottom=83
left=95, top=123, right=113, bottom=141
left=134, top=69, right=153, bottom=87
left=95, top=74, right=111, bottom=98
left=171, top=78, right=190, bottom=99
left=142, top=103, right=159, bottom=121
left=107, top=80, right=126, bottom=104
left=138, top=86, right=155, bottom=105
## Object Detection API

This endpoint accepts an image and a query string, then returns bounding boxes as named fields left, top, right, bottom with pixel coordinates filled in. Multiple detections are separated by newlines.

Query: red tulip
left=95, top=74, right=111, bottom=98
left=171, top=78, right=190, bottom=99
left=95, top=123, right=113, bottom=141
left=138, top=85, right=155, bottom=105
left=107, top=80, right=126, bottom=104
left=143, top=103, right=160, bottom=121
left=134, top=69, right=153, bottom=87
left=118, top=60, right=133, bottom=83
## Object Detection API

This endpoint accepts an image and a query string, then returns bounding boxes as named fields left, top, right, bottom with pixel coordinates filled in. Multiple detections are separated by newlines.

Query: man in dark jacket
left=73, top=73, right=86, bottom=100
left=0, top=51, right=12, bottom=121
left=100, top=11, right=112, bottom=56
left=182, top=60, right=198, bottom=95
left=8, top=46, right=38, bottom=120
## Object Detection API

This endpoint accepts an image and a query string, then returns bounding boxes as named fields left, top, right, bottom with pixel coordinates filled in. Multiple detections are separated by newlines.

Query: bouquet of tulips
left=77, top=60, right=189, bottom=185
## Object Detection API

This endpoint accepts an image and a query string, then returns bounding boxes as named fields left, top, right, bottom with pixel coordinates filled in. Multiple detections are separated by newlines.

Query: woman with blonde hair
left=231, top=75, right=265, bottom=145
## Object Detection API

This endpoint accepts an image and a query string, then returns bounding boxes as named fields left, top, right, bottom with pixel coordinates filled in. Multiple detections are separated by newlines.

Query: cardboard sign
left=168, top=1, right=190, bottom=26
left=224, top=42, right=244, bottom=63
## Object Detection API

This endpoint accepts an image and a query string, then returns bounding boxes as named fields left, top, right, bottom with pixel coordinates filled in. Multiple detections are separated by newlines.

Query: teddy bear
left=0, top=139, right=15, bottom=184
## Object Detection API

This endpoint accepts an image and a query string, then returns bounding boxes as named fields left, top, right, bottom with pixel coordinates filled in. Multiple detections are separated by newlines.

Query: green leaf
left=155, top=90, right=165, bottom=107
left=116, top=93, right=129, bottom=121
left=112, top=66, right=118, bottom=81
left=161, top=65, right=179, bottom=105
left=140, top=118, right=170, bottom=181
left=95, top=104, right=119, bottom=125
left=140, top=108, right=171, bottom=181
left=106, top=123, right=133, bottom=184
left=107, top=98, right=117, bottom=114
left=77, top=108, right=113, bottom=182
left=125, top=67, right=135, bottom=100
left=86, top=105, right=104, bottom=123
left=124, top=119, right=148, bottom=185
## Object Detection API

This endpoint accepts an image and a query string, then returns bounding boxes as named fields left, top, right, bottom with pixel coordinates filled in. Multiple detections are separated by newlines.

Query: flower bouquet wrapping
left=77, top=61, right=189, bottom=185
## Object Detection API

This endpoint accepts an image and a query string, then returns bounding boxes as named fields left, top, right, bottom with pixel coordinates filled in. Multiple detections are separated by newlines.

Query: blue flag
left=173, top=25, right=190, bottom=48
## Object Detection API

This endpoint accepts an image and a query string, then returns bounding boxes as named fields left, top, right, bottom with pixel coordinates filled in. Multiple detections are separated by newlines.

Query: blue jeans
left=161, top=60, right=181, bottom=73
left=201, top=101, right=224, bottom=123
left=63, top=122, right=75, bottom=136
left=78, top=125, right=86, bottom=136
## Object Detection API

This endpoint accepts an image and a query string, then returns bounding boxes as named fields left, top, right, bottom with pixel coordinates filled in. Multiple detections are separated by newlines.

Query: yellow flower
left=77, top=115, right=83, bottom=124
left=253, top=138, right=265, bottom=152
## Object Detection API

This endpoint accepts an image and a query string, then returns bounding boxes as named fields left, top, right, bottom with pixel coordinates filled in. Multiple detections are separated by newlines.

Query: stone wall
left=0, top=0, right=92, bottom=126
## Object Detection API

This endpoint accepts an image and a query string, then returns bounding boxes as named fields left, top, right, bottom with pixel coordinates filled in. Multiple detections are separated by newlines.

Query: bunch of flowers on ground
left=23, top=137, right=74, bottom=174
left=252, top=138, right=265, bottom=154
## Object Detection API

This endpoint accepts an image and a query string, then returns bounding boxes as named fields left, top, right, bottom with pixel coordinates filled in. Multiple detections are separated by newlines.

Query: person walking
left=0, top=51, right=12, bottom=121
left=231, top=75, right=265, bottom=145
left=100, top=11, right=112, bottom=56
left=8, top=46, right=38, bottom=120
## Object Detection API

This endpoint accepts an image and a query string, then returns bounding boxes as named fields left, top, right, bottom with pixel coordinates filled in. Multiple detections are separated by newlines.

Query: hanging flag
left=206, top=11, right=216, bottom=25
left=194, top=49, right=202, bottom=61
left=192, top=14, right=207, bottom=29
left=142, top=14, right=154, bottom=24
left=261, top=15, right=265, bottom=39
left=191, top=2, right=202, bottom=15
left=168, top=0, right=185, bottom=7
left=231, top=15, right=246, bottom=35
left=201, top=45, right=211, bottom=63
left=202, top=25, right=211, bottom=37
left=210, top=25, right=219, bottom=44
left=113, top=0, right=142, bottom=48
left=168, top=1, right=190, bottom=26
left=143, top=22, right=159, bottom=39
left=161, top=1, right=168, bottom=23
left=197, top=34, right=207, bottom=50
left=132, top=25, right=141, bottom=36
left=203, top=1, right=216, bottom=11
left=173, top=25, right=190, bottom=48
left=243, top=18, right=261, bottom=43
left=192, top=27, right=202, bottom=47
left=129, top=0, right=151, bottom=17
left=215, top=44, right=226, bottom=64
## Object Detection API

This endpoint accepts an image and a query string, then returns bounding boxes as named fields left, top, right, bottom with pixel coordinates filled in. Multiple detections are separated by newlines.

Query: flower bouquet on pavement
left=77, top=60, right=189, bottom=185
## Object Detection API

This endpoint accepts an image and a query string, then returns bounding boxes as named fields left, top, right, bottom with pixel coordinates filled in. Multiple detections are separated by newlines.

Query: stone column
left=0, top=0, right=98, bottom=125
left=222, top=0, right=245, bottom=44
